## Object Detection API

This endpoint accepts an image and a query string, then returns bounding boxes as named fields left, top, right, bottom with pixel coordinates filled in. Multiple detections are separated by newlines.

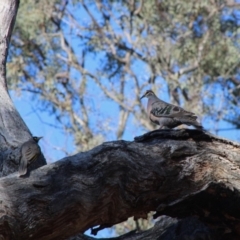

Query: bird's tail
left=177, top=115, right=204, bottom=130
left=184, top=119, right=203, bottom=130
left=191, top=122, right=204, bottom=130
left=19, top=158, right=28, bottom=176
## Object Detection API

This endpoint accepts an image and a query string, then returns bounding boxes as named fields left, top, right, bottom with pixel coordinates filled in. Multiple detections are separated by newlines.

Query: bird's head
left=33, top=136, right=43, bottom=143
left=140, top=90, right=156, bottom=99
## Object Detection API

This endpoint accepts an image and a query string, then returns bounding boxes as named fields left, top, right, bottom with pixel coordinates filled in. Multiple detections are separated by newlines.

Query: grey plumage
left=140, top=90, right=203, bottom=130
left=19, top=136, right=42, bottom=176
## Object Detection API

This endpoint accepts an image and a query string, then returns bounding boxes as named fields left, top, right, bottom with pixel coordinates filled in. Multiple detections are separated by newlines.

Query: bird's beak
left=140, top=94, right=145, bottom=100
left=38, top=137, right=43, bottom=141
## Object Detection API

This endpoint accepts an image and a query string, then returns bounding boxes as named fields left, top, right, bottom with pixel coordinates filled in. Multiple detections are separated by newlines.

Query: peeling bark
left=0, top=129, right=239, bottom=239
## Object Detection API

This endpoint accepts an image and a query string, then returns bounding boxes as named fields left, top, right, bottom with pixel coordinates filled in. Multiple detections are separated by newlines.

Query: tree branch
left=0, top=129, right=239, bottom=239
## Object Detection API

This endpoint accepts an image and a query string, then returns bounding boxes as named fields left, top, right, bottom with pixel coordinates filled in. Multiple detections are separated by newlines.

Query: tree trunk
left=0, top=0, right=46, bottom=177
left=0, top=129, right=239, bottom=239
left=0, top=0, right=29, bottom=149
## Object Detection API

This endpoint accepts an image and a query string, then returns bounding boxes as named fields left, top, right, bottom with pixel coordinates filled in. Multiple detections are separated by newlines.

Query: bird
left=140, top=90, right=203, bottom=130
left=19, top=136, right=42, bottom=176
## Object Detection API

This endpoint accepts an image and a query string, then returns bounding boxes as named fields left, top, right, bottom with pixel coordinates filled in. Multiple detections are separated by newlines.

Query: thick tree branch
left=0, top=129, right=239, bottom=239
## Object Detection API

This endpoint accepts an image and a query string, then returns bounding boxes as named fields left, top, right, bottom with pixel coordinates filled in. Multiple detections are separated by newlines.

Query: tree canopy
left=7, top=0, right=240, bottom=154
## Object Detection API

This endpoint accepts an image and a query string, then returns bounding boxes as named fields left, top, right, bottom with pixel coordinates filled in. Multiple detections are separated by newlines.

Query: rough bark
left=0, top=0, right=46, bottom=176
left=0, top=129, right=239, bottom=239
left=0, top=0, right=29, bottom=149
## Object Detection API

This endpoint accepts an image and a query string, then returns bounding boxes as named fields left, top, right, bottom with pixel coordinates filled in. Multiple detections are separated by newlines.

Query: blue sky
left=11, top=92, right=72, bottom=163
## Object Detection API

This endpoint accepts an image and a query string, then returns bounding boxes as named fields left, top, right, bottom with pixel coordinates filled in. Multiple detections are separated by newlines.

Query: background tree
left=8, top=0, right=240, bottom=151
left=6, top=0, right=240, bottom=237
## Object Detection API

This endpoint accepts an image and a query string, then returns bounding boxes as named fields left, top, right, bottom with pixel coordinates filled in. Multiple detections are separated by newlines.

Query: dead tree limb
left=0, top=129, right=239, bottom=239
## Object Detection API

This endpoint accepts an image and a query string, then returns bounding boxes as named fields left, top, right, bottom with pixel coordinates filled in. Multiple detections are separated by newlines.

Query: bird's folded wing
left=151, top=102, right=197, bottom=119
left=23, top=145, right=40, bottom=163
left=22, top=145, right=35, bottom=161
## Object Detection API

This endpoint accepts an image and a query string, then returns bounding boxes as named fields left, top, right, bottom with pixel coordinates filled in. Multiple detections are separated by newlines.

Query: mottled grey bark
left=0, top=0, right=46, bottom=176
left=0, top=129, right=239, bottom=239
left=0, top=0, right=29, bottom=150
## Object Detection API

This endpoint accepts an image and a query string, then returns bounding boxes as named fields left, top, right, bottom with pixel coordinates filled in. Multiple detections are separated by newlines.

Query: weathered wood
left=0, top=0, right=29, bottom=149
left=0, top=0, right=46, bottom=176
left=0, top=129, right=239, bottom=239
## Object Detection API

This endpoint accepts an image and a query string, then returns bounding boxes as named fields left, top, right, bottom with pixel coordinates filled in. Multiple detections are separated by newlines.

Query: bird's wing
left=22, top=144, right=40, bottom=163
left=151, top=101, right=197, bottom=119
